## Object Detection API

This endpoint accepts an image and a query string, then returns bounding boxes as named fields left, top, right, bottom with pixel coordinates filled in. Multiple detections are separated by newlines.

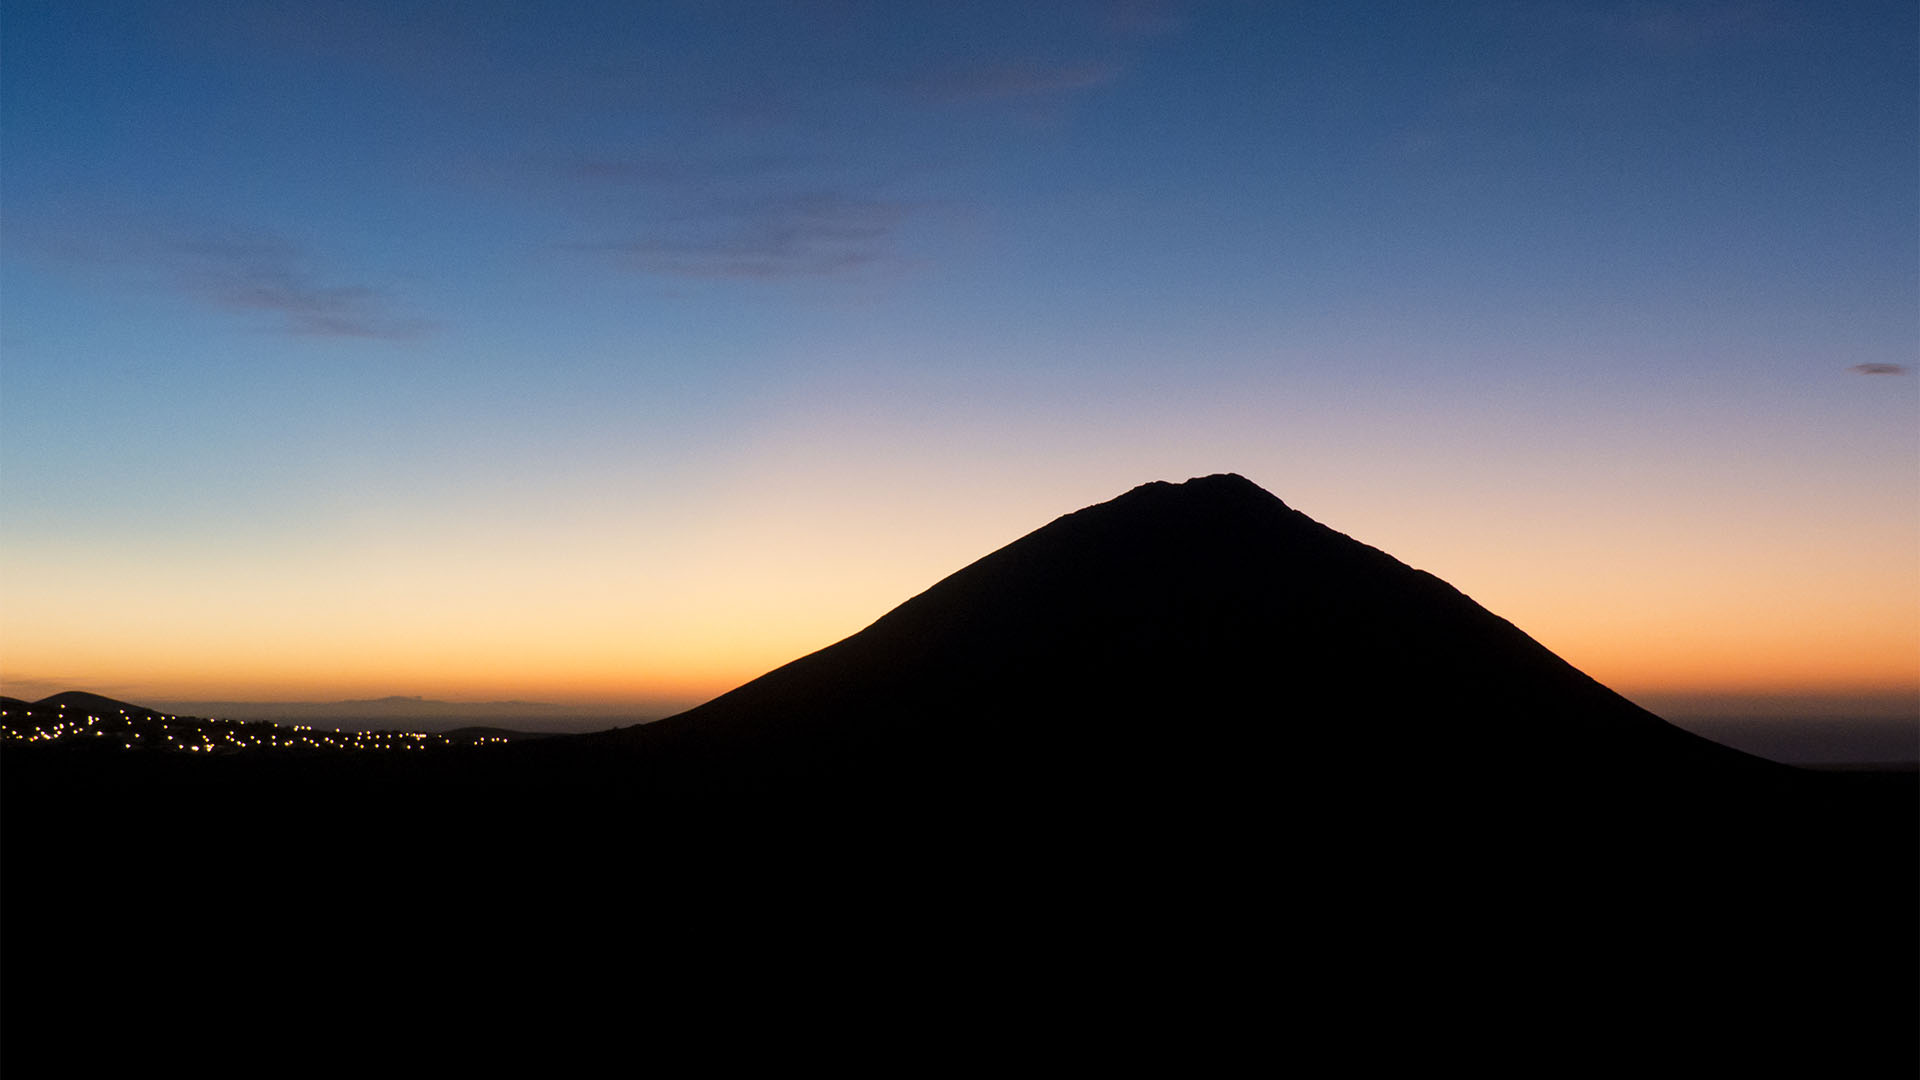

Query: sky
left=2, top=0, right=1914, bottom=725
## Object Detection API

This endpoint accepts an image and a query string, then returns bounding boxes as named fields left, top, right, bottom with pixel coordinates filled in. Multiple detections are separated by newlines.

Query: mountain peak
left=621, top=473, right=1768, bottom=792
left=1119, top=472, right=1277, bottom=503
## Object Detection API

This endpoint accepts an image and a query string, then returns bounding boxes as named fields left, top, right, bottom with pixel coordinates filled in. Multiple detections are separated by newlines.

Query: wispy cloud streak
left=169, top=232, right=429, bottom=339
left=914, top=59, right=1123, bottom=102
left=1095, top=0, right=1190, bottom=38
left=583, top=191, right=913, bottom=280
left=30, top=216, right=429, bottom=340
left=507, top=6, right=1186, bottom=283
left=1623, top=1, right=1789, bottom=50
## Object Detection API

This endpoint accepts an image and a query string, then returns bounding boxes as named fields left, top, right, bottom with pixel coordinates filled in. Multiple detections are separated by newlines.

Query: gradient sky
left=2, top=1, right=1914, bottom=719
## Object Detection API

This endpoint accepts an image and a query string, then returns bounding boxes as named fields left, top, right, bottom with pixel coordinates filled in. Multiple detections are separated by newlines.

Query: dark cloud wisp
left=913, top=59, right=1123, bottom=103
left=33, top=217, right=430, bottom=340
left=1624, top=1, right=1790, bottom=51
left=582, top=191, right=915, bottom=280
left=169, top=233, right=428, bottom=339
left=1849, top=363, right=1907, bottom=375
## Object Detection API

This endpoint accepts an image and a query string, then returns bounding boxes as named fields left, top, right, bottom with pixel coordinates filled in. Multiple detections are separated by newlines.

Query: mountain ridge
left=607, top=472, right=1773, bottom=796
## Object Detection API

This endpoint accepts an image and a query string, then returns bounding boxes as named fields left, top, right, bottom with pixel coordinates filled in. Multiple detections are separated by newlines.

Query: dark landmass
left=1666, top=713, right=1918, bottom=768
left=4, top=475, right=1913, bottom=1073
left=2, top=693, right=530, bottom=751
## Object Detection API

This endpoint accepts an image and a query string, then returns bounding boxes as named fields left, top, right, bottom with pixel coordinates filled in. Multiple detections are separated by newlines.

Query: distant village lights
left=2, top=705, right=504, bottom=753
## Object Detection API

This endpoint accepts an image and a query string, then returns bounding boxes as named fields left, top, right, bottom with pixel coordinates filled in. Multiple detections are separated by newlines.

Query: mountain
left=607, top=473, right=1772, bottom=803
left=3, top=475, right=1911, bottom=1073
left=34, top=690, right=162, bottom=716
left=560, top=473, right=1908, bottom=1069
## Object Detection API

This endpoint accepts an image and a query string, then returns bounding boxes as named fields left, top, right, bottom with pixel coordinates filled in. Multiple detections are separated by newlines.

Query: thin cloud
left=172, top=234, right=429, bottom=339
left=554, top=152, right=804, bottom=188
left=585, top=191, right=913, bottom=280
left=1494, top=2, right=1793, bottom=61
left=1849, top=363, right=1907, bottom=376
left=28, top=216, right=429, bottom=340
left=1624, top=1, right=1789, bottom=50
left=914, top=59, right=1123, bottom=103
left=566, top=158, right=689, bottom=184
left=535, top=150, right=920, bottom=281
left=1094, top=0, right=1189, bottom=38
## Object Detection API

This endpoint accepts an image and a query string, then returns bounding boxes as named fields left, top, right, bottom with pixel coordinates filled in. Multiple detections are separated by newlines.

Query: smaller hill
left=34, top=691, right=164, bottom=718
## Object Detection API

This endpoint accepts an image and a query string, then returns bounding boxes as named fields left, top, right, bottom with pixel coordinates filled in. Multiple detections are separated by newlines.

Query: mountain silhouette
left=543, top=474, right=1904, bottom=1070
left=30, top=690, right=165, bottom=718
left=3, top=475, right=1911, bottom=1074
left=606, top=473, right=1770, bottom=803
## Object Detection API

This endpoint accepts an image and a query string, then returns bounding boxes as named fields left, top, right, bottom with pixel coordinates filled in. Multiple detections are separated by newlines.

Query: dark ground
left=6, top=478, right=1913, bottom=1072
left=3, top=738, right=1913, bottom=1075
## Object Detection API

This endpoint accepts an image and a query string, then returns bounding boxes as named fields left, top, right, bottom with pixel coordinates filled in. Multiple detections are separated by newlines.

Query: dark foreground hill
left=4, top=475, right=1912, bottom=1074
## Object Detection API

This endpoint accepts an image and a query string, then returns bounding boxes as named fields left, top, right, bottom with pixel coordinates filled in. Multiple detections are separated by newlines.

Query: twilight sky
left=2, top=0, right=1914, bottom=719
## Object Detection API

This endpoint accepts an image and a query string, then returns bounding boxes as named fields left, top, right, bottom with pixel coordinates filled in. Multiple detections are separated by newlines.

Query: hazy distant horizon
left=134, top=694, right=676, bottom=735
left=6, top=681, right=1907, bottom=766
left=1664, top=716, right=1916, bottom=768
left=15, top=680, right=1911, bottom=716
left=125, top=686, right=1918, bottom=714
left=145, top=697, right=1914, bottom=767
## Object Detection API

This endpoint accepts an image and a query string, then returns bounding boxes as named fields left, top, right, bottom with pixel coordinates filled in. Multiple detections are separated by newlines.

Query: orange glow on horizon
left=4, top=464, right=1914, bottom=717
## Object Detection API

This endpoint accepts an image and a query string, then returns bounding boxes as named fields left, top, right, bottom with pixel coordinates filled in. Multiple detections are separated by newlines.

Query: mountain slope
left=612, top=473, right=1769, bottom=796
left=571, top=475, right=1912, bottom=1069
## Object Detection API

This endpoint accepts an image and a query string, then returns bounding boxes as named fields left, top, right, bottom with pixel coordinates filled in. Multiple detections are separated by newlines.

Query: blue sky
left=2, top=1, right=1914, bottom=710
